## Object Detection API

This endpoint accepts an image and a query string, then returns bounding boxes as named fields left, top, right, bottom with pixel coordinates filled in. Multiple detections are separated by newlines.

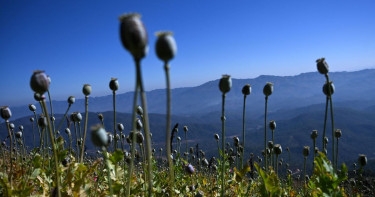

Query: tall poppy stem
left=164, top=61, right=174, bottom=196
left=220, top=93, right=226, bottom=197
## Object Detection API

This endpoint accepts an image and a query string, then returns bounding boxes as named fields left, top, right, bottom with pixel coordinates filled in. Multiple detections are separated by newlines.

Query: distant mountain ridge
left=8, top=69, right=375, bottom=120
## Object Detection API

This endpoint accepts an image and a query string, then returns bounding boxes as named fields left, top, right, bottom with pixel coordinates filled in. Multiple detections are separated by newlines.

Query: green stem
left=264, top=96, right=268, bottom=171
left=6, top=120, right=13, bottom=187
left=336, top=138, right=339, bottom=171
left=220, top=93, right=226, bottom=197
left=80, top=96, right=89, bottom=163
left=164, top=62, right=174, bottom=196
left=241, top=95, right=247, bottom=169
left=47, top=90, right=56, bottom=136
left=41, top=100, right=61, bottom=197
left=113, top=91, right=117, bottom=150
left=322, top=97, right=328, bottom=152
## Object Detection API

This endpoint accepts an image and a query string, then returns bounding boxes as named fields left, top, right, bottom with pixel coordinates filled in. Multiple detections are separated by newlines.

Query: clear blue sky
left=1, top=0, right=374, bottom=106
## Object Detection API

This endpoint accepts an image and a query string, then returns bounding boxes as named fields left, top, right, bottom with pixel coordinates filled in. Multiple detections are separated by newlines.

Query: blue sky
left=1, top=0, right=374, bottom=106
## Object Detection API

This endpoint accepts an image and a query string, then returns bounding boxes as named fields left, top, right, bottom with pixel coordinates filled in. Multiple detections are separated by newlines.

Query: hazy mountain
left=1, top=69, right=374, bottom=166
left=7, top=69, right=375, bottom=120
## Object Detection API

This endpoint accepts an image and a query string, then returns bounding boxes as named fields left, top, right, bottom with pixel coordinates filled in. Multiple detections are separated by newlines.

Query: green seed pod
left=67, top=96, right=75, bottom=105
left=214, top=134, right=219, bottom=141
left=155, top=31, right=177, bottom=62
left=15, top=131, right=22, bottom=139
left=274, top=144, right=282, bottom=155
left=109, top=77, right=119, bottom=92
left=335, top=129, right=342, bottom=138
left=233, top=136, right=240, bottom=146
left=65, top=128, right=71, bottom=135
left=30, top=70, right=50, bottom=94
left=28, top=104, right=36, bottom=112
left=311, top=130, right=318, bottom=139
left=19, top=125, right=24, bottom=131
left=358, top=154, right=367, bottom=167
left=268, top=141, right=274, bottom=149
left=269, top=120, right=276, bottom=130
left=91, top=124, right=108, bottom=147
left=136, top=118, right=143, bottom=131
left=219, top=74, right=232, bottom=94
left=303, top=146, right=310, bottom=157
left=30, top=117, right=34, bottom=122
left=0, top=106, right=12, bottom=120
left=117, top=123, right=124, bottom=131
left=136, top=105, right=143, bottom=116
left=38, top=115, right=47, bottom=129
left=183, top=125, right=188, bottom=133
left=119, top=13, right=148, bottom=60
left=316, top=57, right=329, bottom=75
left=324, top=137, right=329, bottom=144
left=323, top=81, right=335, bottom=96
left=9, top=123, right=14, bottom=130
left=98, top=113, right=104, bottom=121
left=34, top=92, right=44, bottom=101
left=263, top=82, right=274, bottom=97
left=177, top=136, right=181, bottom=141
left=82, top=84, right=92, bottom=96
left=242, top=84, right=251, bottom=96
left=136, top=132, right=144, bottom=144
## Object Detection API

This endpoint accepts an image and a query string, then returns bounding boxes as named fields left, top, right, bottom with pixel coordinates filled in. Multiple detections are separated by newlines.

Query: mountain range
left=1, top=69, right=375, bottom=168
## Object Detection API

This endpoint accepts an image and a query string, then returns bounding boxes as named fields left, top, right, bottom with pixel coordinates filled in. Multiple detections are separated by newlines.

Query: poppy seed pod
left=303, top=146, right=310, bottom=157
left=136, top=105, right=143, bottom=116
left=0, top=106, right=12, bottom=120
left=91, top=124, right=108, bottom=147
left=323, top=81, right=335, bottom=97
left=9, top=123, right=14, bottom=130
left=136, top=132, right=144, bottom=144
left=358, top=154, right=367, bottom=167
left=183, top=126, right=188, bottom=133
left=136, top=118, right=143, bottom=131
left=185, top=163, right=195, bottom=174
left=30, top=117, right=34, bottom=122
left=214, top=134, right=220, bottom=141
left=268, top=141, right=274, bottom=149
left=119, top=13, right=148, bottom=60
left=269, top=120, right=276, bottom=130
left=242, top=84, right=251, bottom=96
left=335, top=129, right=342, bottom=138
left=219, top=74, right=232, bottom=94
left=109, top=78, right=119, bottom=92
left=98, top=113, right=104, bottom=121
left=19, top=125, right=24, bottom=131
left=34, top=92, right=44, bottom=101
left=38, top=116, right=47, bottom=128
left=274, top=144, right=282, bottom=155
left=30, top=70, right=50, bottom=94
left=177, top=136, right=181, bottom=141
left=15, top=131, right=22, bottom=139
left=233, top=137, right=240, bottom=146
left=263, top=82, right=274, bottom=97
left=155, top=31, right=177, bottom=62
left=117, top=123, right=124, bottom=131
left=67, top=96, right=75, bottom=105
left=65, top=128, right=71, bottom=136
left=82, top=84, right=92, bottom=96
left=316, top=58, right=329, bottom=75
left=311, top=130, right=318, bottom=139
left=324, top=137, right=329, bottom=144
left=28, top=104, right=36, bottom=112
